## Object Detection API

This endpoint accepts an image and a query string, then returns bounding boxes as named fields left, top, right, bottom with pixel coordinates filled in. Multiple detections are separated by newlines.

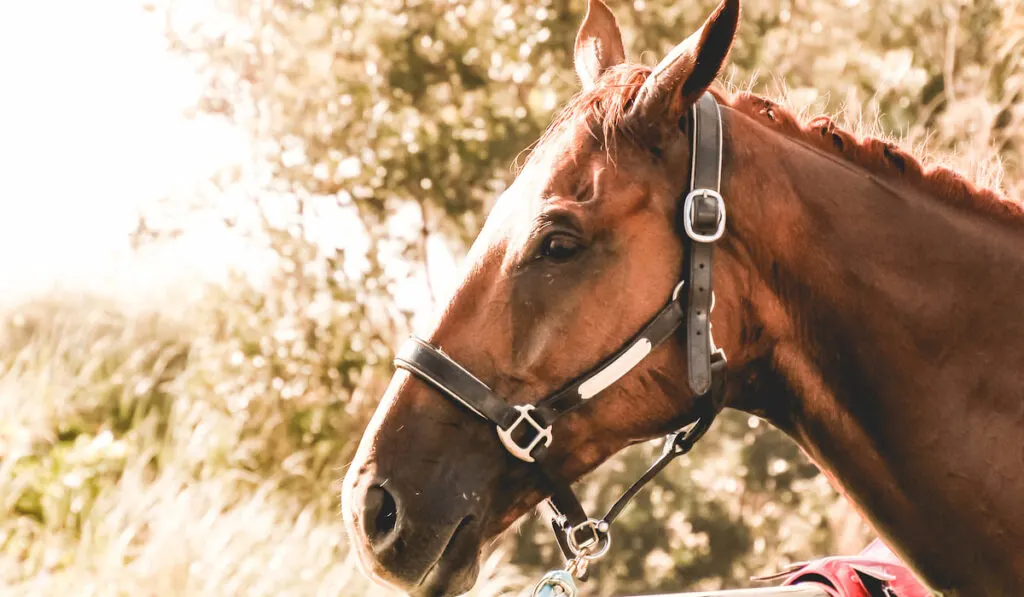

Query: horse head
left=342, top=1, right=745, bottom=595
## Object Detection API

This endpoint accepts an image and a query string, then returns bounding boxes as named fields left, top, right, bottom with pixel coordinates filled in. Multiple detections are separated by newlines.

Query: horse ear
left=629, top=0, right=739, bottom=127
left=574, top=0, right=626, bottom=91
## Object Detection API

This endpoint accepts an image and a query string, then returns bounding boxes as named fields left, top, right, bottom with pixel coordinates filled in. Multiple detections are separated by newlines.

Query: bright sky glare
left=0, top=0, right=246, bottom=299
left=0, top=0, right=459, bottom=319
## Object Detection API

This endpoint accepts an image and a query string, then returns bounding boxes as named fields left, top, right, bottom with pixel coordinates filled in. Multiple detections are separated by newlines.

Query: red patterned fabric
left=780, top=539, right=933, bottom=597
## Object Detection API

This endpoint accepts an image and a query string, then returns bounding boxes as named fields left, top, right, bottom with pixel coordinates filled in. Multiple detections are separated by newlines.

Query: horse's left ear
left=629, top=0, right=739, bottom=128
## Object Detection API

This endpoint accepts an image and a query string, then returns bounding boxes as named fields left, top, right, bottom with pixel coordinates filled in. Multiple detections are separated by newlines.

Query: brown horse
left=342, top=0, right=1024, bottom=595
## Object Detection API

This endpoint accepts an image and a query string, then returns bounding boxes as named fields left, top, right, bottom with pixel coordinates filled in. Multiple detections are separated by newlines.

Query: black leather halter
left=394, top=93, right=728, bottom=571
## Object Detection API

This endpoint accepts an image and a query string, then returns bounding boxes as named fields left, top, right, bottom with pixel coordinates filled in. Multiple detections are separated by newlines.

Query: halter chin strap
left=393, top=92, right=728, bottom=571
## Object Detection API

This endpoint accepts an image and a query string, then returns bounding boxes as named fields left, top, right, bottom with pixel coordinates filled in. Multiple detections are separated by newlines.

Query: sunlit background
left=0, top=0, right=1020, bottom=595
left=1, top=1, right=235, bottom=296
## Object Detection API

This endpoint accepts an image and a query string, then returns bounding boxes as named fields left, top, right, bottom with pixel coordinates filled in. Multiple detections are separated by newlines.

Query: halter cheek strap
left=393, top=92, right=729, bottom=571
left=684, top=93, right=726, bottom=395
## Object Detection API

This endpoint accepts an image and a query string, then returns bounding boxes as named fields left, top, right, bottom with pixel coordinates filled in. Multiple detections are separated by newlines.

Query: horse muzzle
left=343, top=467, right=484, bottom=596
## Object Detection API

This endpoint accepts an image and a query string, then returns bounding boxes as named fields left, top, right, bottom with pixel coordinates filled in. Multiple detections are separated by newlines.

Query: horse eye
left=539, top=233, right=583, bottom=262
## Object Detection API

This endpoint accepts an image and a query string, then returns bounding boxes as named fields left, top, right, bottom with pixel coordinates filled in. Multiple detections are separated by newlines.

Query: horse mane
left=529, top=63, right=1022, bottom=224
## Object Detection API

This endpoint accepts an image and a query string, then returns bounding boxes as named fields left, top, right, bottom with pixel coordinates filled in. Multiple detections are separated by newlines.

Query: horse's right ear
left=628, top=0, right=739, bottom=129
left=574, top=0, right=626, bottom=92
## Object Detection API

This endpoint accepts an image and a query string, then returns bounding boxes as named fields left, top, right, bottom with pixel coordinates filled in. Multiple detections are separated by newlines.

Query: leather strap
left=683, top=93, right=725, bottom=395
left=533, top=290, right=686, bottom=426
left=532, top=94, right=730, bottom=565
left=395, top=338, right=520, bottom=430
left=394, top=289, right=689, bottom=462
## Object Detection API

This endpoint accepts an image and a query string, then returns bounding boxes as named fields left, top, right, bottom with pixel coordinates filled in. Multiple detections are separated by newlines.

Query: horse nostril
left=363, top=484, right=399, bottom=546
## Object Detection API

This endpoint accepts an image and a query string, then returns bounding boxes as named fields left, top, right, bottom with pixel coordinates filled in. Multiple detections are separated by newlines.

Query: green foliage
left=168, top=0, right=1022, bottom=249
left=172, top=240, right=397, bottom=502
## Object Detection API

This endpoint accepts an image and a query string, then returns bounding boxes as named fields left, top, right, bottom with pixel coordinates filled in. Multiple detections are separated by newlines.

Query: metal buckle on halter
left=496, top=404, right=552, bottom=463
left=682, top=188, right=726, bottom=243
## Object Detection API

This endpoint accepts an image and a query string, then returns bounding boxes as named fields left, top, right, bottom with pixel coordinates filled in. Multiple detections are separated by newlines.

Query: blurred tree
left=161, top=0, right=1022, bottom=592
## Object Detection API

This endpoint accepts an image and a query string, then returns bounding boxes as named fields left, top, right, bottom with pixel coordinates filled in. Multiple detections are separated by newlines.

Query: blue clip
left=532, top=569, right=579, bottom=597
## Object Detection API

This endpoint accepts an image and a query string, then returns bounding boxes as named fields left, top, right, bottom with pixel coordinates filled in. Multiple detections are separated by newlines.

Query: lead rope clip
left=532, top=569, right=579, bottom=597
left=532, top=519, right=611, bottom=597
left=565, top=547, right=592, bottom=580
left=530, top=548, right=594, bottom=597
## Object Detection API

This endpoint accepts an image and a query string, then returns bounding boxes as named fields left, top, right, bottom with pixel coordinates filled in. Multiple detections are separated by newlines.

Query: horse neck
left=713, top=107, right=1024, bottom=594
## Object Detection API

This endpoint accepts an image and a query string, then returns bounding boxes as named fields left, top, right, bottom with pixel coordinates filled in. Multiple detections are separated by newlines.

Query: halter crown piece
left=394, top=93, right=729, bottom=581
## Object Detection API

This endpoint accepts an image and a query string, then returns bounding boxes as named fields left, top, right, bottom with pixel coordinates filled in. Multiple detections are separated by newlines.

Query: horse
left=342, top=0, right=1024, bottom=595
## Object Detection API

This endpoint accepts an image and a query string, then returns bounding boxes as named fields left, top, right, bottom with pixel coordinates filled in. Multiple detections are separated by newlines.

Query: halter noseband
left=394, top=92, right=728, bottom=573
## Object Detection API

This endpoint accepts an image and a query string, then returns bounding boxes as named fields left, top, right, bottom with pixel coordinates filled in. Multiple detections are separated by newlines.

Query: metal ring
left=671, top=280, right=686, bottom=301
left=565, top=519, right=612, bottom=560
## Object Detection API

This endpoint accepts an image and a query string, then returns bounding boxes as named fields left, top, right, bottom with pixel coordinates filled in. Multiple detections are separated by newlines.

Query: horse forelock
left=519, top=64, right=653, bottom=173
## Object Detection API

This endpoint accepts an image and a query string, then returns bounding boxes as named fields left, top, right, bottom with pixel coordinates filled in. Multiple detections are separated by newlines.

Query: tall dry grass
left=0, top=289, right=533, bottom=596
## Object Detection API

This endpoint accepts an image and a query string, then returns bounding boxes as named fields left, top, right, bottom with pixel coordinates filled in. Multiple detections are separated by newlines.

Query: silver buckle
left=682, top=188, right=726, bottom=242
left=497, top=404, right=552, bottom=463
